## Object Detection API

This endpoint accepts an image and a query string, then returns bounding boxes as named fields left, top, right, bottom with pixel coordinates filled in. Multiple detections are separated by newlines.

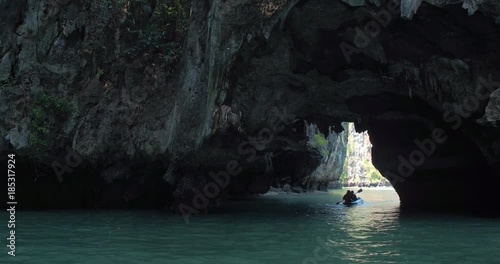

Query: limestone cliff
left=304, top=122, right=348, bottom=190
left=1, top=0, right=500, bottom=213
left=343, top=123, right=389, bottom=187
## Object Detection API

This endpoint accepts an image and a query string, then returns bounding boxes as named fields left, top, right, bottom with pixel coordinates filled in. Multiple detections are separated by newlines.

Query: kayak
left=344, top=198, right=363, bottom=205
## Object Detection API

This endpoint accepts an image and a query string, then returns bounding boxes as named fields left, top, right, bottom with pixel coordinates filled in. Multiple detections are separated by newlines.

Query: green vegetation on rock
left=311, top=133, right=330, bottom=157
left=339, top=170, right=348, bottom=185
left=121, top=0, right=191, bottom=68
left=363, top=160, right=384, bottom=185
left=0, top=76, right=17, bottom=87
left=28, top=93, right=73, bottom=153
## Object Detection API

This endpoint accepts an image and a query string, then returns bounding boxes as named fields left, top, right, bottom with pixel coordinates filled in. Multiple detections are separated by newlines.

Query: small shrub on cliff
left=122, top=0, right=191, bottom=68
left=28, top=93, right=73, bottom=152
left=368, top=169, right=383, bottom=184
left=339, top=171, right=348, bottom=185
left=312, top=134, right=330, bottom=156
left=0, top=76, right=17, bottom=88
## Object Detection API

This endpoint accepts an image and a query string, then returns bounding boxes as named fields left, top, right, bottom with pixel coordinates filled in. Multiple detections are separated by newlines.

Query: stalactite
left=401, top=0, right=484, bottom=19
left=264, top=152, right=274, bottom=173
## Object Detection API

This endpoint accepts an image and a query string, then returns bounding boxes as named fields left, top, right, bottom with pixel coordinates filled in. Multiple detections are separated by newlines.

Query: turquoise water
left=2, top=188, right=500, bottom=263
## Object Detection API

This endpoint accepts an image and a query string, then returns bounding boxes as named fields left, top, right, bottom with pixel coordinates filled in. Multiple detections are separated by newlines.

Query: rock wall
left=345, top=123, right=371, bottom=185
left=1, top=0, right=500, bottom=213
left=304, top=122, right=348, bottom=190
left=401, top=0, right=500, bottom=18
left=343, top=123, right=389, bottom=187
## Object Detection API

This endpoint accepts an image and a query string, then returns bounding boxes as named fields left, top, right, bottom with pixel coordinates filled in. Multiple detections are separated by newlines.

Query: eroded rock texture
left=1, top=0, right=500, bottom=213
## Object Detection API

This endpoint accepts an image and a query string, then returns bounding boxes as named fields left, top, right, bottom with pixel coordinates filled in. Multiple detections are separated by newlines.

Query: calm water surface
left=3, top=188, right=500, bottom=263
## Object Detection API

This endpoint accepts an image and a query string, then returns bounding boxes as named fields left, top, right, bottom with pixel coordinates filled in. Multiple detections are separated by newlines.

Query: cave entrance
left=218, top=0, right=500, bottom=214
left=342, top=123, right=390, bottom=188
left=345, top=94, right=498, bottom=213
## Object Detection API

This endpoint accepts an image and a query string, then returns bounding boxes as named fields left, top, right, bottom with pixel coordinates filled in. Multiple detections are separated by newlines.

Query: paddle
left=336, top=189, right=363, bottom=204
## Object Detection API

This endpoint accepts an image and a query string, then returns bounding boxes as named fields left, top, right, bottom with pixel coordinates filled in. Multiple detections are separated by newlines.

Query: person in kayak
left=343, top=191, right=351, bottom=203
left=349, top=190, right=358, bottom=202
left=343, top=190, right=357, bottom=203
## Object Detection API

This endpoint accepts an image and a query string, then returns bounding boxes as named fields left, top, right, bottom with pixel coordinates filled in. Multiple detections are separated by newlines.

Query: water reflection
left=312, top=189, right=403, bottom=263
left=5, top=188, right=500, bottom=264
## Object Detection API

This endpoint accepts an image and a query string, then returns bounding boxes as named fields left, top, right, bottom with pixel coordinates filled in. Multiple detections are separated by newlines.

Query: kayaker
left=343, top=190, right=357, bottom=203
left=349, top=190, right=358, bottom=201
left=342, top=190, right=352, bottom=203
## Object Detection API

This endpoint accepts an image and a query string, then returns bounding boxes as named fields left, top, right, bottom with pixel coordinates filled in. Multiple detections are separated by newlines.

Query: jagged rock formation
left=1, top=0, right=500, bottom=213
left=304, top=123, right=348, bottom=190
left=401, top=0, right=500, bottom=19
left=343, top=123, right=389, bottom=186
left=345, top=123, right=372, bottom=185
